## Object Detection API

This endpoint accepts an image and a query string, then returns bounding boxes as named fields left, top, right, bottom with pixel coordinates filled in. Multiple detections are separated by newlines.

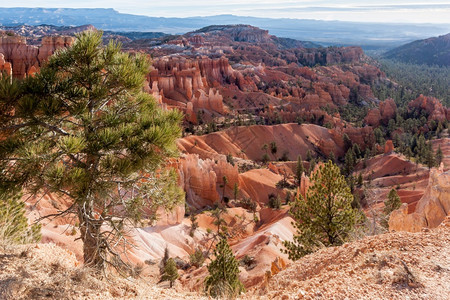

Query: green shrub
left=268, top=193, right=281, bottom=209
left=189, top=248, right=205, bottom=268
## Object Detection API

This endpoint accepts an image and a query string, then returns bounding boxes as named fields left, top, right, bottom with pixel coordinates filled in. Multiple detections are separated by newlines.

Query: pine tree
left=0, top=31, right=184, bottom=271
left=161, top=258, right=179, bottom=288
left=352, top=144, right=361, bottom=159
left=405, top=147, right=413, bottom=160
left=308, top=158, right=316, bottom=176
left=204, top=236, right=245, bottom=298
left=343, top=133, right=352, bottom=151
left=306, top=149, right=313, bottom=162
left=374, top=128, right=385, bottom=145
left=233, top=183, right=239, bottom=202
left=344, top=149, right=355, bottom=176
left=382, top=189, right=402, bottom=228
left=295, top=155, right=304, bottom=187
left=416, top=134, right=427, bottom=162
left=189, top=248, right=205, bottom=268
left=328, top=151, right=335, bottom=163
left=283, top=161, right=361, bottom=260
left=0, top=192, right=41, bottom=245
left=357, top=173, right=364, bottom=187
left=270, top=141, right=277, bottom=156
left=212, top=206, right=227, bottom=235
left=285, top=191, right=292, bottom=205
left=189, top=213, right=199, bottom=237
left=425, top=143, right=435, bottom=169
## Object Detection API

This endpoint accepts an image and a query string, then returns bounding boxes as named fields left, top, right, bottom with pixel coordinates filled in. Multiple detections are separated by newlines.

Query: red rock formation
left=148, top=56, right=231, bottom=118
left=408, top=95, right=449, bottom=122
left=365, top=98, right=397, bottom=127
left=365, top=108, right=382, bottom=127
left=384, top=140, right=394, bottom=153
left=191, top=88, right=226, bottom=114
left=178, top=154, right=220, bottom=209
left=389, top=168, right=450, bottom=232
left=0, top=35, right=74, bottom=78
left=380, top=98, right=397, bottom=124
left=0, top=53, right=12, bottom=76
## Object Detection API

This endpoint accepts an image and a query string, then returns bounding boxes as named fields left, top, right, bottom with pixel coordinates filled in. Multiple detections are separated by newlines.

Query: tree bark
left=78, top=204, right=105, bottom=269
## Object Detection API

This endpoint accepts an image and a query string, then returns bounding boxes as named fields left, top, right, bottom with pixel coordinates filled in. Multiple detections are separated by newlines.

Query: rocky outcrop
left=364, top=98, right=397, bottom=127
left=148, top=56, right=231, bottom=118
left=364, top=108, right=382, bottom=127
left=384, top=140, right=394, bottom=153
left=0, top=35, right=74, bottom=78
left=0, top=53, right=12, bottom=76
left=225, top=25, right=271, bottom=43
left=179, top=154, right=220, bottom=209
left=296, top=47, right=364, bottom=67
left=191, top=88, right=226, bottom=114
left=389, top=168, right=450, bottom=232
left=408, top=95, right=450, bottom=122
left=380, top=98, right=397, bottom=123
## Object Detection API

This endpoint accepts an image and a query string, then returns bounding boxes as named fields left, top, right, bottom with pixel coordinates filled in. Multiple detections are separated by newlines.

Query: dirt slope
left=0, top=243, right=205, bottom=300
left=249, top=218, right=450, bottom=299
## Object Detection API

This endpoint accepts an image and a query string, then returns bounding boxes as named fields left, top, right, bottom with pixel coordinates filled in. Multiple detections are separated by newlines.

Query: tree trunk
left=78, top=204, right=105, bottom=269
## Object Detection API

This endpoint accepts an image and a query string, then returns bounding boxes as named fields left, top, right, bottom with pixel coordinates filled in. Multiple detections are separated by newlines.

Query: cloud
left=1, top=1, right=450, bottom=23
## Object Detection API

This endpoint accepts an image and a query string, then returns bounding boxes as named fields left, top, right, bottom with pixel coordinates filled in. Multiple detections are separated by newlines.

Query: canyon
left=1, top=24, right=449, bottom=299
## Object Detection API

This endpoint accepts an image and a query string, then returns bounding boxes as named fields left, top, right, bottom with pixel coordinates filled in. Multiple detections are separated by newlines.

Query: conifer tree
left=233, top=183, right=239, bottom=201
left=308, top=158, right=316, bottom=176
left=283, top=161, right=361, bottom=260
left=343, top=133, right=352, bottom=151
left=205, top=236, right=245, bottom=298
left=405, top=147, right=413, bottom=161
left=189, top=248, right=205, bottom=268
left=382, top=189, right=402, bottom=228
left=212, top=206, right=227, bottom=235
left=344, top=149, right=355, bottom=176
left=295, top=155, right=304, bottom=187
left=425, top=143, right=435, bottom=169
left=270, top=141, right=277, bottom=156
left=160, top=246, right=170, bottom=274
left=357, top=173, right=363, bottom=187
left=306, top=149, right=313, bottom=162
left=0, top=31, right=184, bottom=271
left=328, top=151, right=335, bottom=163
left=352, top=144, right=361, bottom=159
left=161, top=258, right=179, bottom=288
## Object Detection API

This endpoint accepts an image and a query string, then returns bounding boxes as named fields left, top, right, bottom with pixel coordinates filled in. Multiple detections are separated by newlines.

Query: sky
left=3, top=1, right=450, bottom=23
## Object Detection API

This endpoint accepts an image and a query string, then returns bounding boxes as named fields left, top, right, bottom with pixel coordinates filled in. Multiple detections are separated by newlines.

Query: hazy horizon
left=2, top=1, right=450, bottom=24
